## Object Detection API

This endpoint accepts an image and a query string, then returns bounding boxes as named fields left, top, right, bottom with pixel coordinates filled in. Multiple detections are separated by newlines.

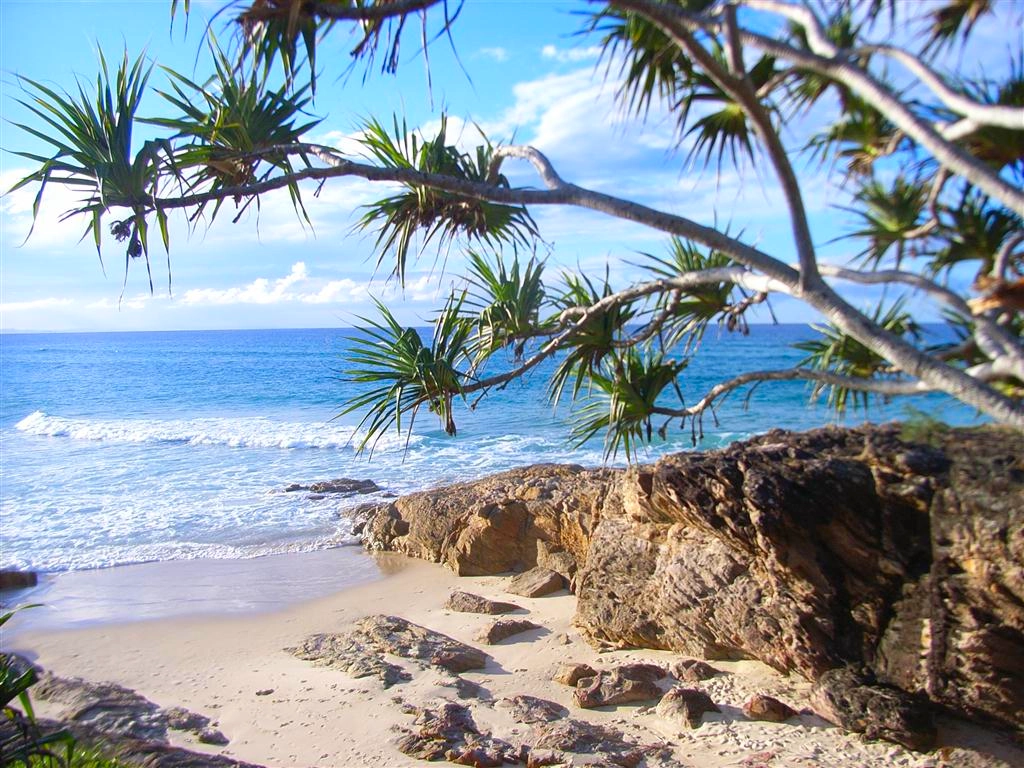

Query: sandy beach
left=4, top=547, right=1021, bottom=768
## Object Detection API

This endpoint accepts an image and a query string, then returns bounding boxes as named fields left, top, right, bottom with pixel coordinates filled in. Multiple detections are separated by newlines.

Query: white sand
left=5, top=550, right=1021, bottom=768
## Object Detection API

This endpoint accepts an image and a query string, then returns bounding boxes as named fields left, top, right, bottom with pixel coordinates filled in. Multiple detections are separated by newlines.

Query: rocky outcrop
left=575, top=425, right=1023, bottom=730
left=360, top=464, right=616, bottom=578
left=359, top=425, right=1024, bottom=733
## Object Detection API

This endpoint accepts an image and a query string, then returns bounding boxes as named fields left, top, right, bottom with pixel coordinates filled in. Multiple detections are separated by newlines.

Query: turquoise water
left=0, top=325, right=977, bottom=573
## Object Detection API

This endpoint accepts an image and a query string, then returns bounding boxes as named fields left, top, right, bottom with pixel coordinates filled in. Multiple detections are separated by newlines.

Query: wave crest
left=14, top=410, right=418, bottom=451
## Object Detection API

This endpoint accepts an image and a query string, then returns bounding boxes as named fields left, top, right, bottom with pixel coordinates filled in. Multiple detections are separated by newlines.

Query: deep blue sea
left=0, top=325, right=980, bottom=573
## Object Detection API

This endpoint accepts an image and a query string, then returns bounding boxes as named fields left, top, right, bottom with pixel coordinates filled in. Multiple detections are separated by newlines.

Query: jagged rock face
left=359, top=425, right=1023, bottom=730
left=361, top=464, right=615, bottom=578
left=575, top=425, right=1023, bottom=729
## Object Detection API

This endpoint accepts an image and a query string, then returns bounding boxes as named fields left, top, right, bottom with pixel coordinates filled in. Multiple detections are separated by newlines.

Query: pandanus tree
left=10, top=0, right=1024, bottom=458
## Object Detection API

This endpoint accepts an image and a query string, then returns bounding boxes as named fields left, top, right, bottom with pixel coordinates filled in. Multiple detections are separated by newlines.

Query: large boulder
left=360, top=425, right=1024, bottom=732
left=575, top=425, right=1023, bottom=730
left=360, top=464, right=615, bottom=576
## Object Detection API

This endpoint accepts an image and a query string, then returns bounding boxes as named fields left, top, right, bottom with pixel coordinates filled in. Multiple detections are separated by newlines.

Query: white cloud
left=540, top=45, right=602, bottom=63
left=0, top=297, right=74, bottom=312
left=477, top=47, right=509, bottom=63
left=180, top=261, right=310, bottom=306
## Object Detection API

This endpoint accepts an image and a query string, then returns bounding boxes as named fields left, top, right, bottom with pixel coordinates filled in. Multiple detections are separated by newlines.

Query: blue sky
left=0, top=0, right=1019, bottom=332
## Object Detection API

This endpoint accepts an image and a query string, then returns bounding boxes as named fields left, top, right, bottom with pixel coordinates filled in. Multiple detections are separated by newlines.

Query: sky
left=0, top=0, right=1020, bottom=333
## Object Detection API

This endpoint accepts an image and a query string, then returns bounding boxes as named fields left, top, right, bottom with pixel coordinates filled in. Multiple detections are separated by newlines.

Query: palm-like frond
left=8, top=49, right=169, bottom=290
left=924, top=0, right=994, bottom=52
left=356, top=116, right=538, bottom=285
left=642, top=237, right=735, bottom=350
left=549, top=270, right=637, bottom=406
left=236, top=0, right=327, bottom=93
left=842, top=176, right=926, bottom=267
left=784, top=10, right=865, bottom=114
left=465, top=250, right=548, bottom=362
left=586, top=3, right=709, bottom=120
left=955, top=56, right=1024, bottom=182
left=146, top=41, right=320, bottom=226
left=570, top=349, right=687, bottom=461
left=340, top=293, right=474, bottom=455
left=680, top=48, right=777, bottom=170
left=795, top=299, right=921, bottom=412
left=807, top=96, right=897, bottom=176
left=930, top=192, right=1023, bottom=279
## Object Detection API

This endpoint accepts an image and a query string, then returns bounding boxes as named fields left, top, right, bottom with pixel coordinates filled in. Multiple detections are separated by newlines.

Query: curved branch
left=489, top=146, right=566, bottom=188
left=612, top=0, right=1024, bottom=214
left=817, top=263, right=1024, bottom=379
left=613, top=0, right=823, bottom=291
left=140, top=146, right=803, bottom=289
left=460, top=267, right=793, bottom=396
left=651, top=367, right=931, bottom=420
left=861, top=44, right=1024, bottom=130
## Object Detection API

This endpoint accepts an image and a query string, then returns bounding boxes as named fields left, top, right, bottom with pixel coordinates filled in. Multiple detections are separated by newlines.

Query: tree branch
left=613, top=0, right=1024, bottom=214
left=612, top=0, right=823, bottom=291
left=140, top=143, right=803, bottom=289
left=861, top=44, right=1024, bottom=130
left=651, top=367, right=931, bottom=420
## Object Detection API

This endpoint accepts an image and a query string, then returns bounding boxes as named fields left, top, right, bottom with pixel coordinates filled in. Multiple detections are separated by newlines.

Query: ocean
left=0, top=325, right=980, bottom=575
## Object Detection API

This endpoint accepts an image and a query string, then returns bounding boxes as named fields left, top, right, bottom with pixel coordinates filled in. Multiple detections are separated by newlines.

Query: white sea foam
left=14, top=410, right=420, bottom=452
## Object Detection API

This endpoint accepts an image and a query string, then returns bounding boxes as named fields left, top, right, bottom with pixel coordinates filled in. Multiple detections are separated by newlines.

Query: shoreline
left=1, top=546, right=393, bottom=636
left=6, top=550, right=1021, bottom=767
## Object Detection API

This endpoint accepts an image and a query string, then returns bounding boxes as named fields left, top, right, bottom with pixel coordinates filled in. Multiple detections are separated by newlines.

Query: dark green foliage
left=341, top=294, right=474, bottom=453
left=796, top=300, right=921, bottom=413
left=356, top=116, right=538, bottom=285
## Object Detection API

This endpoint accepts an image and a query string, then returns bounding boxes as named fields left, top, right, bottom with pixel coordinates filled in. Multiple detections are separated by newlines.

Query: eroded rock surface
left=445, top=591, right=522, bottom=615
left=573, top=664, right=667, bottom=709
left=811, top=667, right=936, bottom=752
left=499, top=695, right=568, bottom=724
left=742, top=694, right=797, bottom=723
left=507, top=567, right=565, bottom=598
left=656, top=686, right=720, bottom=730
left=477, top=618, right=543, bottom=645
left=293, top=615, right=487, bottom=683
left=360, top=425, right=1024, bottom=734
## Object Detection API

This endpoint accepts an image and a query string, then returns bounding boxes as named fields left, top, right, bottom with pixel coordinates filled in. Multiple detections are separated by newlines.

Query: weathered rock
left=552, top=662, right=598, bottom=687
left=32, top=673, right=168, bottom=741
left=361, top=424, right=1024, bottom=731
left=293, top=615, right=487, bottom=683
left=530, top=718, right=642, bottom=767
left=395, top=702, right=519, bottom=767
left=292, top=633, right=411, bottom=687
left=359, top=464, right=615, bottom=575
left=671, top=659, right=717, bottom=682
left=477, top=618, right=542, bottom=645
left=575, top=425, right=1024, bottom=730
left=0, top=570, right=37, bottom=590
left=499, top=695, right=569, bottom=724
left=508, top=567, right=564, bottom=598
left=655, top=686, right=720, bottom=729
left=161, top=706, right=211, bottom=732
left=811, top=667, right=936, bottom=752
left=445, top=590, right=522, bottom=615
left=285, top=478, right=380, bottom=495
left=573, top=667, right=664, bottom=709
left=537, top=540, right=578, bottom=592
left=22, top=667, right=251, bottom=767
left=197, top=727, right=230, bottom=745
left=742, top=694, right=797, bottom=722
